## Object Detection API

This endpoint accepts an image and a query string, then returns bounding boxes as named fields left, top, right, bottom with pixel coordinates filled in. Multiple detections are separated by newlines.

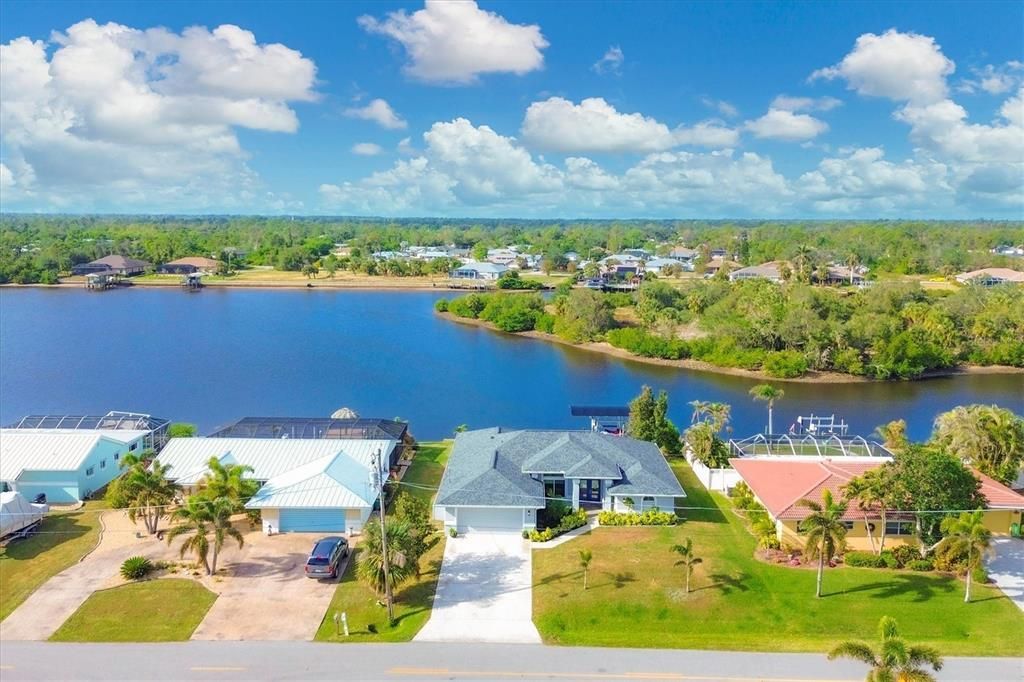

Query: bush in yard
left=879, top=551, right=899, bottom=569
left=598, top=509, right=676, bottom=526
left=844, top=551, right=886, bottom=568
left=529, top=527, right=556, bottom=542
left=908, top=559, right=935, bottom=571
left=890, top=544, right=921, bottom=568
left=972, top=566, right=989, bottom=584
left=120, top=556, right=154, bottom=580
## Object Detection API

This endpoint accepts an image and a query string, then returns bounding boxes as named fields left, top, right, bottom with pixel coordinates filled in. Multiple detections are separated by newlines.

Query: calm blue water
left=1, top=288, right=1021, bottom=441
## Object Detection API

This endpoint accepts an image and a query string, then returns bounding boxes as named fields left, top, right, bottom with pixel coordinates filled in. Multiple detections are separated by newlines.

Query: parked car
left=304, top=536, right=349, bottom=579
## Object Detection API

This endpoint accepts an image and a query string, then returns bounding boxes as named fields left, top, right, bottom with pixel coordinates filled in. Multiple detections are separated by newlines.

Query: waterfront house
left=729, top=262, right=785, bottom=283
left=158, top=256, right=221, bottom=275
left=729, top=457, right=1024, bottom=551
left=643, top=257, right=683, bottom=275
left=433, top=428, right=684, bottom=534
left=450, top=262, right=508, bottom=281
left=0, top=412, right=169, bottom=503
left=72, top=255, right=151, bottom=276
left=955, top=267, right=1024, bottom=286
left=668, top=246, right=698, bottom=264
left=486, top=248, right=520, bottom=266
left=157, top=415, right=410, bottom=534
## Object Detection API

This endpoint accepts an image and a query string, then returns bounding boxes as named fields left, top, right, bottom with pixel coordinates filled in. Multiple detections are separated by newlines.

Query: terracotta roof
left=729, top=458, right=1024, bottom=521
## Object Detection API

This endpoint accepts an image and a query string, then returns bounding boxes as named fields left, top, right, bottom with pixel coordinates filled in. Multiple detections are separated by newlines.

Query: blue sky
left=1, top=0, right=1021, bottom=218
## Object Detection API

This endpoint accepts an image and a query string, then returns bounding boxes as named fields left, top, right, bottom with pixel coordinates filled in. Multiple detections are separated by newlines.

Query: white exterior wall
left=261, top=508, right=280, bottom=534
left=612, top=495, right=675, bottom=513
left=259, top=507, right=370, bottom=535
left=686, top=454, right=742, bottom=493
left=435, top=505, right=537, bottom=533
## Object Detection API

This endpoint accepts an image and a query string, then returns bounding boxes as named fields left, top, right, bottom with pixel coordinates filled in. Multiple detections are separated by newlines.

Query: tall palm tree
left=200, top=457, right=259, bottom=510
left=749, top=384, right=784, bottom=435
left=933, top=405, right=1024, bottom=485
left=706, top=402, right=732, bottom=433
left=166, top=496, right=244, bottom=575
left=843, top=467, right=896, bottom=555
left=688, top=400, right=710, bottom=424
left=845, top=252, right=859, bottom=286
left=578, top=549, right=593, bottom=591
left=793, top=244, right=813, bottom=283
left=124, top=460, right=180, bottom=535
left=828, top=616, right=943, bottom=682
left=798, top=490, right=848, bottom=598
left=118, top=449, right=155, bottom=470
left=671, top=538, right=702, bottom=594
left=935, top=510, right=993, bottom=603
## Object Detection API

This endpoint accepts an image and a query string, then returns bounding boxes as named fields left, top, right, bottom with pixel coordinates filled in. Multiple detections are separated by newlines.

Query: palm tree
left=578, top=549, right=593, bottom=590
left=706, top=402, right=732, bottom=433
left=200, top=457, right=258, bottom=510
left=166, top=496, right=244, bottom=575
left=845, top=252, right=859, bottom=285
left=828, top=616, right=943, bottom=682
left=357, top=518, right=414, bottom=598
left=749, top=384, right=784, bottom=435
left=875, top=420, right=909, bottom=454
left=843, top=467, right=896, bottom=555
left=798, top=490, right=848, bottom=598
left=671, top=538, right=702, bottom=594
left=124, top=460, right=180, bottom=535
left=935, top=510, right=992, bottom=603
left=118, top=449, right=155, bottom=470
left=688, top=400, right=710, bottom=424
left=933, top=405, right=1024, bottom=485
left=793, top=244, right=813, bottom=283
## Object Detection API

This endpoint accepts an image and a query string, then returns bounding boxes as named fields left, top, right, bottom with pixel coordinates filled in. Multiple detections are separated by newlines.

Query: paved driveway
left=986, top=537, right=1024, bottom=611
left=190, top=532, right=342, bottom=641
left=415, top=532, right=540, bottom=644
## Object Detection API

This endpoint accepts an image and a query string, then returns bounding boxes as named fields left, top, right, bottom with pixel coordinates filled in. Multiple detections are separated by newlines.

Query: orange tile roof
left=728, top=458, right=1024, bottom=521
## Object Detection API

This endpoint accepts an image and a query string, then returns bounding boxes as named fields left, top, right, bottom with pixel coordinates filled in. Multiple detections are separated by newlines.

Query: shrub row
left=844, top=548, right=936, bottom=572
left=526, top=508, right=589, bottom=542
left=597, top=509, right=677, bottom=526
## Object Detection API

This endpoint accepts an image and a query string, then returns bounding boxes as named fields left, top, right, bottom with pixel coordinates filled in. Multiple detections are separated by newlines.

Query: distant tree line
left=1, top=215, right=1021, bottom=284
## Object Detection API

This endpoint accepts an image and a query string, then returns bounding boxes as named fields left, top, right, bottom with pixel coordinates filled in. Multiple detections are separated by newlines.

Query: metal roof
left=156, top=437, right=396, bottom=483
left=570, top=406, right=630, bottom=417
left=208, top=416, right=407, bottom=441
left=245, top=452, right=376, bottom=510
left=0, top=431, right=108, bottom=480
left=7, top=412, right=169, bottom=433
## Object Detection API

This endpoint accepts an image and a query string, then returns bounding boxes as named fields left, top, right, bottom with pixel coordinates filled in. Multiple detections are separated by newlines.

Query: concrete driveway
left=415, top=532, right=540, bottom=644
left=190, top=532, right=342, bottom=641
left=986, top=537, right=1024, bottom=611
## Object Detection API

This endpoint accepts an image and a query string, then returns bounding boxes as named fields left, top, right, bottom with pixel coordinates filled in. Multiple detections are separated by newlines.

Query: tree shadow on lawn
left=825, top=574, right=957, bottom=602
left=696, top=571, right=752, bottom=595
left=0, top=512, right=92, bottom=562
left=593, top=571, right=636, bottom=590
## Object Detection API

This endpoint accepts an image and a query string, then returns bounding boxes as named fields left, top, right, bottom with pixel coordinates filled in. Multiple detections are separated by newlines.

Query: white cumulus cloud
left=771, top=95, right=842, bottom=112
left=592, top=46, right=624, bottom=75
left=745, top=108, right=829, bottom=141
left=358, top=1, right=548, bottom=85
left=352, top=142, right=383, bottom=156
left=0, top=19, right=317, bottom=211
left=344, top=98, right=407, bottom=129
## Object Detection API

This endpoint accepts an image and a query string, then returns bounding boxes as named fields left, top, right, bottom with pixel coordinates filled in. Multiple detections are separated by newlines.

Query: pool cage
left=6, top=411, right=171, bottom=451
left=208, top=416, right=408, bottom=441
left=729, top=432, right=893, bottom=458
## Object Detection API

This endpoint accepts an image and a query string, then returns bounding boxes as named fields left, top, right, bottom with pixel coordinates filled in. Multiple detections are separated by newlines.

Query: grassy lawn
left=533, top=460, right=1024, bottom=656
left=50, top=579, right=216, bottom=642
left=315, top=440, right=451, bottom=643
left=0, top=501, right=106, bottom=622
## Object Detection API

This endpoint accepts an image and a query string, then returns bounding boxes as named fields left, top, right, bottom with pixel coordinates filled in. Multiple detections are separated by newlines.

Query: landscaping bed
left=50, top=578, right=216, bottom=641
left=531, top=459, right=1024, bottom=656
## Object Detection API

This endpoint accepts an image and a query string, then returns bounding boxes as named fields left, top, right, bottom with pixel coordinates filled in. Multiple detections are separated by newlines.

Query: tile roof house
left=433, top=428, right=685, bottom=534
left=730, top=458, right=1024, bottom=551
left=72, top=255, right=152, bottom=276
left=158, top=256, right=221, bottom=274
left=955, top=268, right=1024, bottom=286
left=728, top=262, right=784, bottom=283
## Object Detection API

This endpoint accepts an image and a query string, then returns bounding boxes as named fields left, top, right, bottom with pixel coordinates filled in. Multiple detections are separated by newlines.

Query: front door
left=579, top=479, right=601, bottom=503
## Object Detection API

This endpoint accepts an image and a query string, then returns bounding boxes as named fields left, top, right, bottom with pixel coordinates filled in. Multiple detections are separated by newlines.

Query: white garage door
left=456, top=507, right=523, bottom=533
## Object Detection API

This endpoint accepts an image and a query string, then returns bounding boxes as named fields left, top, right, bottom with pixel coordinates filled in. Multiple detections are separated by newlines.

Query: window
left=100, top=460, right=106, bottom=470
left=842, top=521, right=855, bottom=530
left=129, top=442, right=138, bottom=451
left=86, top=466, right=95, bottom=477
left=885, top=521, right=915, bottom=536
left=114, top=453, right=119, bottom=461
left=544, top=479, right=566, bottom=499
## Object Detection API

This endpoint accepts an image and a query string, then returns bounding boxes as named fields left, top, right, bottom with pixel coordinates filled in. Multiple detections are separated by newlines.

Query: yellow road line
left=190, top=667, right=247, bottom=672
left=386, top=668, right=853, bottom=682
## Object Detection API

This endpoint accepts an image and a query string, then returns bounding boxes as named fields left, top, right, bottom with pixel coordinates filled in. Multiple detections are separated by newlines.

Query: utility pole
left=372, top=448, right=395, bottom=624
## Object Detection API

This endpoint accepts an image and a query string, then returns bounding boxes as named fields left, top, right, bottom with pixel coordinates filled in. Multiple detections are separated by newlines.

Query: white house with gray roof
left=433, top=428, right=685, bottom=534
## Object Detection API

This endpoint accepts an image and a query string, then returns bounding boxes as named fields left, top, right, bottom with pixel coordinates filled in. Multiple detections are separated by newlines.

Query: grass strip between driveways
left=0, top=500, right=107, bottom=622
left=50, top=578, right=217, bottom=642
left=315, top=440, right=451, bottom=643
left=532, top=459, right=1024, bottom=656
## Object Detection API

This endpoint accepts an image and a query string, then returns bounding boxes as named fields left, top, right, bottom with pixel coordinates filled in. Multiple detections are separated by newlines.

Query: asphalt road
left=0, top=642, right=1021, bottom=682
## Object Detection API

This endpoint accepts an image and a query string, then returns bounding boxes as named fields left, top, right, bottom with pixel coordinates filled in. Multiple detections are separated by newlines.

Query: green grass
left=532, top=460, right=1024, bottom=656
left=0, top=501, right=106, bottom=622
left=50, top=579, right=216, bottom=642
left=315, top=440, right=451, bottom=643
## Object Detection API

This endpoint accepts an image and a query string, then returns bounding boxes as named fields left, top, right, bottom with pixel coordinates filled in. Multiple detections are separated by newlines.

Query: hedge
left=597, top=509, right=677, bottom=526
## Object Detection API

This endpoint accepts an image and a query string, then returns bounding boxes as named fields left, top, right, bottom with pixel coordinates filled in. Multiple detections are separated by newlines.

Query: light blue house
left=1, top=412, right=169, bottom=503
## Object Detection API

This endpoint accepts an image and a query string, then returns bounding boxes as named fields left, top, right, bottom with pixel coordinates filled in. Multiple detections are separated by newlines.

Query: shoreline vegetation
left=440, top=311, right=1024, bottom=384
left=433, top=280, right=1024, bottom=383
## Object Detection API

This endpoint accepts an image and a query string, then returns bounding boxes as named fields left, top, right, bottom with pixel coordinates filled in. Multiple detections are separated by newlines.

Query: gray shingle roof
left=434, top=428, right=684, bottom=508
